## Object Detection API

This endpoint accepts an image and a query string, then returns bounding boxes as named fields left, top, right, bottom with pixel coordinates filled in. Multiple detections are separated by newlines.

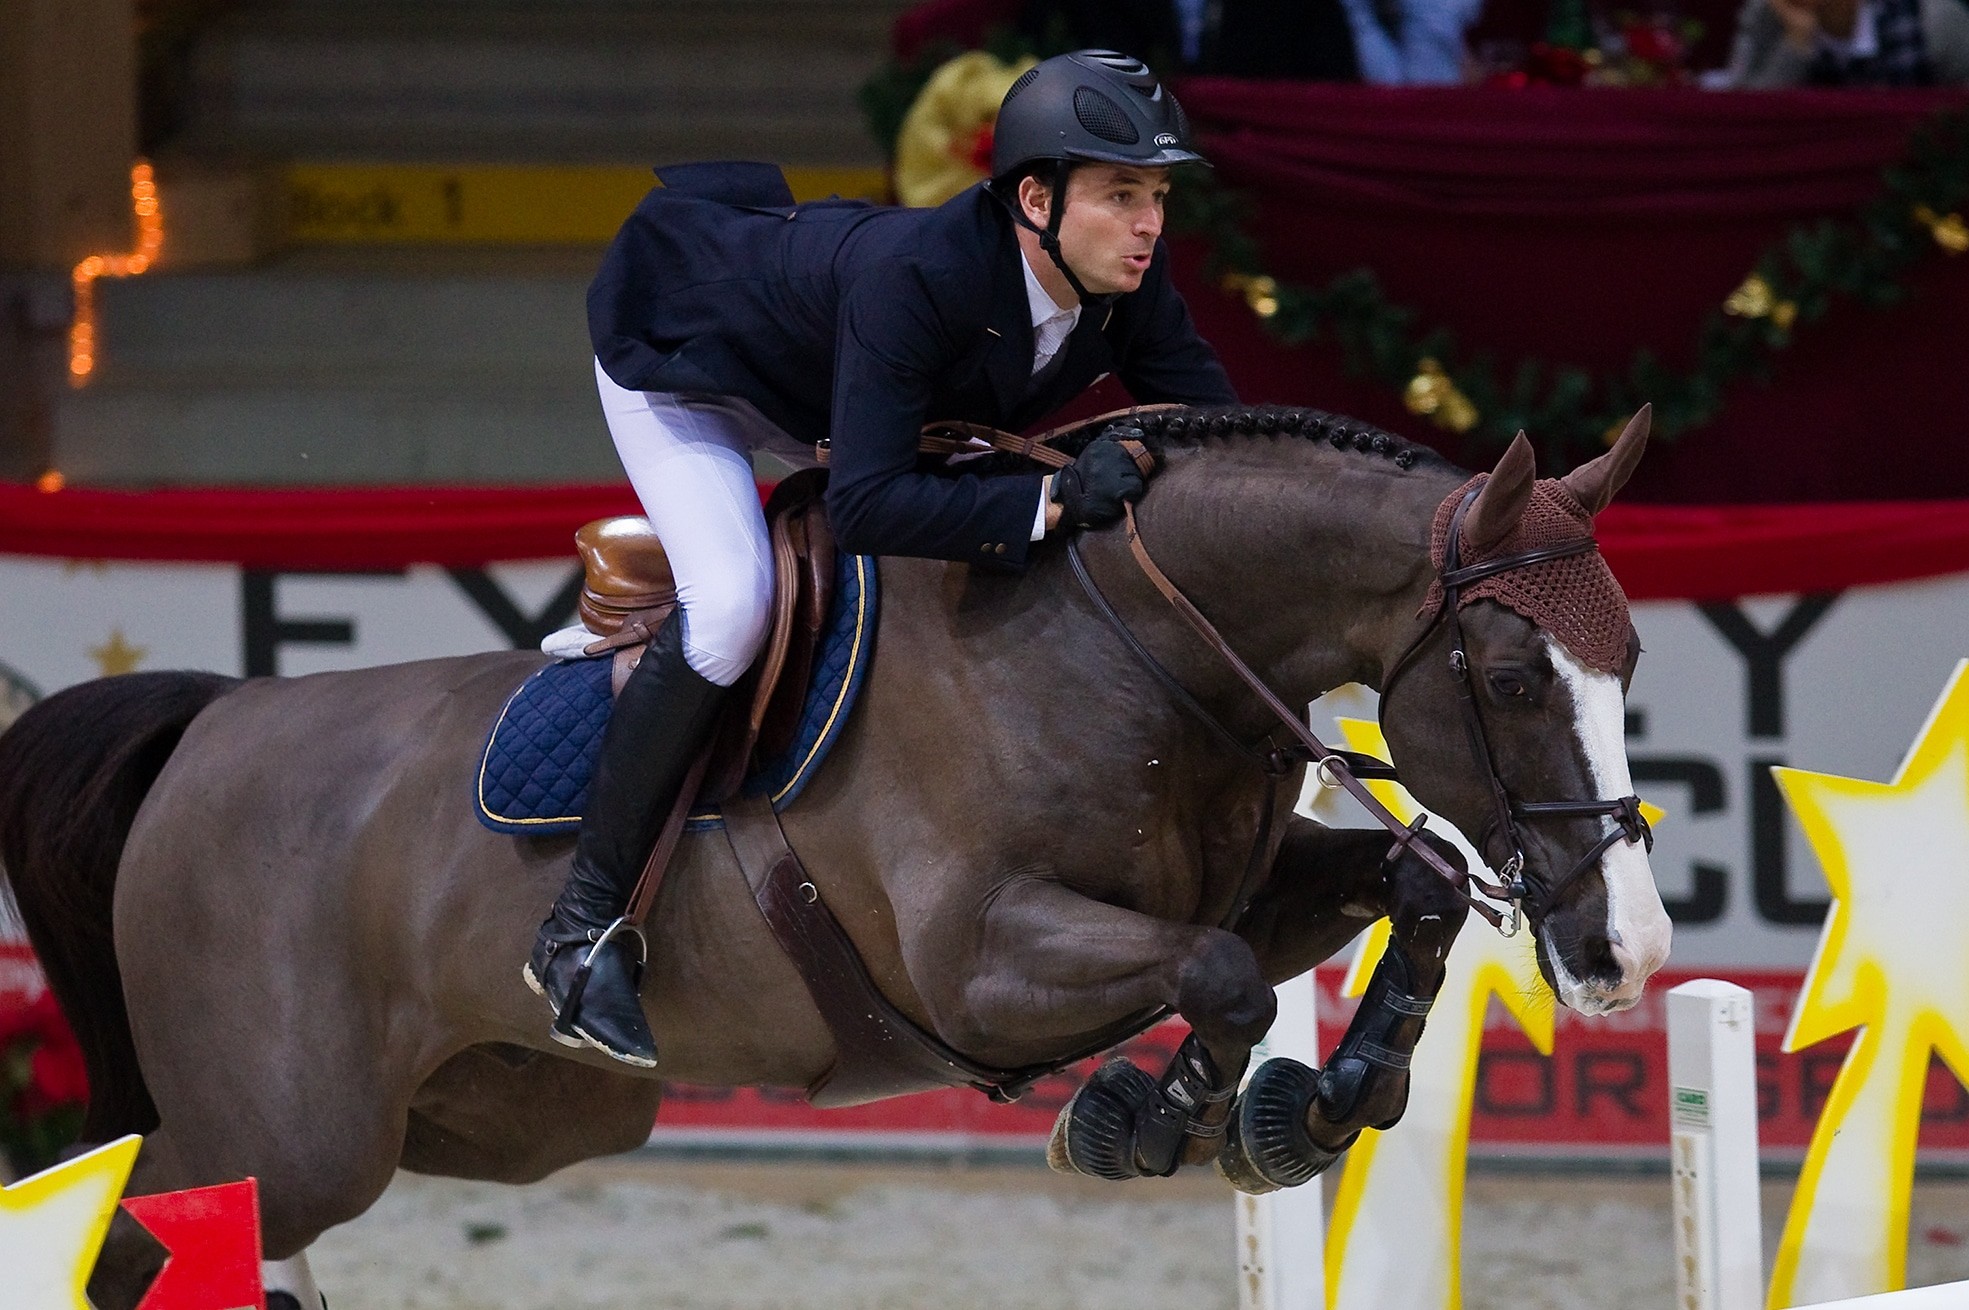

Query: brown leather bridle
left=1377, top=484, right=1653, bottom=932
left=1067, top=485, right=1650, bottom=938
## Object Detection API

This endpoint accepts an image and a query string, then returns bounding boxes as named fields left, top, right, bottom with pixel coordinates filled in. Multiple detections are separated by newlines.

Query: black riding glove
left=1051, top=429, right=1151, bottom=531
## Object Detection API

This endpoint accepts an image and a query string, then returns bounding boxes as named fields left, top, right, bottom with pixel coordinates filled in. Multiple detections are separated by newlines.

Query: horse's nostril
left=1579, top=934, right=1621, bottom=983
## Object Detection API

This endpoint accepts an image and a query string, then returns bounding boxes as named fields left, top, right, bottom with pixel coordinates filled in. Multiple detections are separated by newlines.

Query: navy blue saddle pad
left=475, top=552, right=876, bottom=835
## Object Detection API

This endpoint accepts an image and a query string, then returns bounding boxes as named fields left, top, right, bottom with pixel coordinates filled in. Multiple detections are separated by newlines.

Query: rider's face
left=1026, top=165, right=1171, bottom=298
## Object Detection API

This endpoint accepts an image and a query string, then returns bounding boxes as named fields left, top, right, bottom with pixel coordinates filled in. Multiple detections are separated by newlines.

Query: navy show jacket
left=588, top=161, right=1238, bottom=568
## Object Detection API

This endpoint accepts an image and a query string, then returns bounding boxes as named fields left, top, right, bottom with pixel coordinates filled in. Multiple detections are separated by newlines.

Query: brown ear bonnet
left=1422, top=473, right=1633, bottom=675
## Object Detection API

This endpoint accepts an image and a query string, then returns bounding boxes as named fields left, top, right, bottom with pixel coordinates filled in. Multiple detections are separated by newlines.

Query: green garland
left=1168, top=112, right=1969, bottom=464
left=860, top=50, right=1969, bottom=466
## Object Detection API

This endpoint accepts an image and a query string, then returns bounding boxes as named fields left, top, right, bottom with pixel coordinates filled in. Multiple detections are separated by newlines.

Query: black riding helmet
left=988, top=50, right=1208, bottom=303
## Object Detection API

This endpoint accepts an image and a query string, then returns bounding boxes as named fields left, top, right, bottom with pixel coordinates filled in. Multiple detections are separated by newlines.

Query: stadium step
left=53, top=249, right=619, bottom=486
left=177, top=0, right=913, bottom=167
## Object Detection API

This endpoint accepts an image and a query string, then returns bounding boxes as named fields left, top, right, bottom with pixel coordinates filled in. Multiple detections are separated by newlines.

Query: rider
left=531, top=49, right=1240, bottom=1066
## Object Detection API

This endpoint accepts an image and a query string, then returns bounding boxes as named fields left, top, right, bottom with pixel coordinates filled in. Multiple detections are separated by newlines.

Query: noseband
left=1065, top=485, right=1651, bottom=937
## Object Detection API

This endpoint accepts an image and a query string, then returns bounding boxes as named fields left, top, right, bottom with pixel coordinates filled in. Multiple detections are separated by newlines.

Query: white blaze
left=1544, top=637, right=1672, bottom=1013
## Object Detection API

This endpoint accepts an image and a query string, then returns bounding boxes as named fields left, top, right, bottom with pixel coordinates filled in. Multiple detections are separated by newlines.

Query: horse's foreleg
left=945, top=876, right=1275, bottom=1181
left=1220, top=817, right=1471, bottom=1193
left=1303, top=826, right=1469, bottom=1145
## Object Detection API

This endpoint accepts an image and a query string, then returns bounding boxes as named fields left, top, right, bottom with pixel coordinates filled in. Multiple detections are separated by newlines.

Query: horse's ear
left=1561, top=404, right=1651, bottom=515
left=1463, top=431, right=1536, bottom=553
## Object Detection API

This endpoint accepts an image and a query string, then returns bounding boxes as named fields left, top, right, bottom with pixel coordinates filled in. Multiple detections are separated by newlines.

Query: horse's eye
left=1490, top=672, right=1528, bottom=698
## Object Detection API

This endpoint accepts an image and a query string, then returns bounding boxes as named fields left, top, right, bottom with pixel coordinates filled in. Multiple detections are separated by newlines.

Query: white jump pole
left=1667, top=979, right=1764, bottom=1310
left=1235, top=969, right=1326, bottom=1310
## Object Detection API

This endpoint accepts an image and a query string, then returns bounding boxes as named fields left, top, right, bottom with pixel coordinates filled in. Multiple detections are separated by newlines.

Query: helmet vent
left=1170, top=93, right=1192, bottom=143
left=1072, top=87, right=1140, bottom=145
left=1004, top=65, right=1041, bottom=106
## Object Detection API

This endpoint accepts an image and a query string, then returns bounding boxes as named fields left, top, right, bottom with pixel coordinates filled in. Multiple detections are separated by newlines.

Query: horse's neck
left=1088, top=441, right=1459, bottom=722
left=864, top=443, right=1455, bottom=785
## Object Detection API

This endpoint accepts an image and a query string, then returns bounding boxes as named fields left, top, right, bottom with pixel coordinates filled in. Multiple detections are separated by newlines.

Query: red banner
left=4, top=480, right=1968, bottom=602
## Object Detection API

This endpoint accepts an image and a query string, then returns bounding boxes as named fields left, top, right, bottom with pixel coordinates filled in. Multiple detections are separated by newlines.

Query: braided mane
left=1049, top=405, right=1442, bottom=472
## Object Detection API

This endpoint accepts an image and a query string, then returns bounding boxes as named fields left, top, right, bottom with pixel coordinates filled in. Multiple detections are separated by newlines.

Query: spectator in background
left=1020, top=0, right=1483, bottom=83
left=1718, top=0, right=1969, bottom=83
left=1336, top=0, right=1486, bottom=82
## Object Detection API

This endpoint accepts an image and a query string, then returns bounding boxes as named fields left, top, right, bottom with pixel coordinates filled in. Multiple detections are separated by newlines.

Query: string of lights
left=66, top=160, right=162, bottom=394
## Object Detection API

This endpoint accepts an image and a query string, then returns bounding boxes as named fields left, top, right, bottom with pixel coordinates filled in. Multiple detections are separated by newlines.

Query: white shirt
left=1021, top=252, right=1081, bottom=539
left=1022, top=252, right=1081, bottom=376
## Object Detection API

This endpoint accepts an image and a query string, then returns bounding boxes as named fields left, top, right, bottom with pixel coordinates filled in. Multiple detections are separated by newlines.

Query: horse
left=0, top=403, right=1669, bottom=1307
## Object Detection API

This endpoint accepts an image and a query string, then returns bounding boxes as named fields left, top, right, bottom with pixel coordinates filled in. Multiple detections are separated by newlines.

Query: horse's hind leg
left=87, top=1091, right=409, bottom=1310
left=88, top=948, right=419, bottom=1309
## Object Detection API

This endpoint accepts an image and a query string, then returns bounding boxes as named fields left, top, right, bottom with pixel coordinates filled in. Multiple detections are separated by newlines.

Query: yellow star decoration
left=1315, top=717, right=1662, bottom=1310
left=89, top=628, right=147, bottom=676
left=1767, top=658, right=1969, bottom=1309
left=0, top=1135, right=141, bottom=1309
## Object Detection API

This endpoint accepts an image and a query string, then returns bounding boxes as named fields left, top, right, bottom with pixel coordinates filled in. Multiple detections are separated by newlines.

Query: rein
left=1060, top=440, right=1648, bottom=938
left=1068, top=504, right=1515, bottom=933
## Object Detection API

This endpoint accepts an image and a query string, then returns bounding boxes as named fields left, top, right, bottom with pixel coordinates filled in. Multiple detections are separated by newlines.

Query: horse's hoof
left=1216, top=1057, right=1351, bottom=1195
left=1047, top=1058, right=1156, bottom=1181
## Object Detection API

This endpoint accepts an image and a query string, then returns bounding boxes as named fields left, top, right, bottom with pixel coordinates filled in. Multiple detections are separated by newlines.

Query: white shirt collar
left=1020, top=251, right=1080, bottom=334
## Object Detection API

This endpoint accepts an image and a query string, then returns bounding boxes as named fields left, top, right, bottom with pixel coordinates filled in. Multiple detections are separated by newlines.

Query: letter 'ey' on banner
left=123, top=1179, right=266, bottom=1310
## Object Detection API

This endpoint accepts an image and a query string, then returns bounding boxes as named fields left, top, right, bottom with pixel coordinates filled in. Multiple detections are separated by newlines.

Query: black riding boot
left=524, top=611, right=724, bottom=1066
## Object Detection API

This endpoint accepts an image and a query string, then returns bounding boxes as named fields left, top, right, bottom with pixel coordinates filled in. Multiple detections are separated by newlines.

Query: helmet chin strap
left=994, top=170, right=1117, bottom=308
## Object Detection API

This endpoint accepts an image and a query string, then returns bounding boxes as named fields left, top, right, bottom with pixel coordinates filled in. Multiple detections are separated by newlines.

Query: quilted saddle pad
left=475, top=552, right=876, bottom=835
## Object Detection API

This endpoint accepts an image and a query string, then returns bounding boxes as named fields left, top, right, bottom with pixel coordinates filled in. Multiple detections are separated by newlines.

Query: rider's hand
left=1050, top=427, right=1152, bottom=531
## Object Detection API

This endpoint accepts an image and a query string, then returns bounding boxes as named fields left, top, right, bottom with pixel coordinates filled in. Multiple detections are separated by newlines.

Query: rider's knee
left=678, top=585, right=774, bottom=686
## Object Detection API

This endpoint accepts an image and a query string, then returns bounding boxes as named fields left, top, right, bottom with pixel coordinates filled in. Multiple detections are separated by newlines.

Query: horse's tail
left=0, top=670, right=241, bottom=1140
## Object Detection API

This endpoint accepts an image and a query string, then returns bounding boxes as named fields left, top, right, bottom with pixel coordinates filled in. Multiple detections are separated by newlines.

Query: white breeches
left=594, top=359, right=775, bottom=687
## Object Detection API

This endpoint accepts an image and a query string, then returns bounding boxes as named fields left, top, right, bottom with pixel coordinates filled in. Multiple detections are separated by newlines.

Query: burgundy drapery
left=3, top=480, right=1966, bottom=601
left=1158, top=83, right=1969, bottom=503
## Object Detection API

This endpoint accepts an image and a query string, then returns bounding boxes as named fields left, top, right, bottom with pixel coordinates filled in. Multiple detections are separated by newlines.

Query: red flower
left=21, top=1040, right=88, bottom=1115
left=1623, top=21, right=1684, bottom=66
left=966, top=124, right=996, bottom=176
left=1526, top=42, right=1592, bottom=85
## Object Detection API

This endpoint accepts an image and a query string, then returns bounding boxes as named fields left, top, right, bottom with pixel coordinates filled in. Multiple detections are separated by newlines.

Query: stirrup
left=550, top=916, right=648, bottom=1043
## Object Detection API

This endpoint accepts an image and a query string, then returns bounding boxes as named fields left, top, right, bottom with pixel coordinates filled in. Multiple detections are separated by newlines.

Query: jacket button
left=980, top=542, right=994, bottom=553
left=994, top=543, right=1008, bottom=555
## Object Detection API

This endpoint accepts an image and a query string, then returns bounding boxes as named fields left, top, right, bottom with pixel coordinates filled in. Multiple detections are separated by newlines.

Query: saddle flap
left=701, top=469, right=837, bottom=802
left=575, top=516, right=678, bottom=635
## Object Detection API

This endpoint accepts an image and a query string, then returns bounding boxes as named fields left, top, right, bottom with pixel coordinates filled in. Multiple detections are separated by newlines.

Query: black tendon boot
left=524, top=611, right=724, bottom=1066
